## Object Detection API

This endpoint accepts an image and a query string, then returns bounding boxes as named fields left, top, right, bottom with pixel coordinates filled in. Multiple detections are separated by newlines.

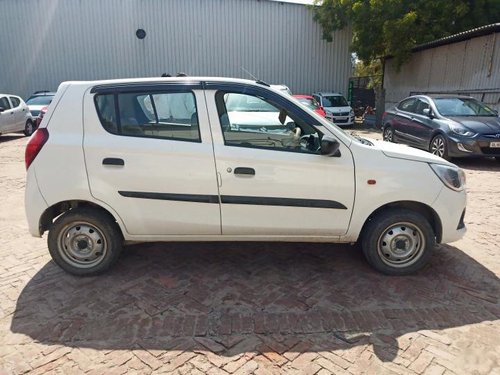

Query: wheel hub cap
left=378, top=222, right=425, bottom=267
left=58, top=223, right=107, bottom=268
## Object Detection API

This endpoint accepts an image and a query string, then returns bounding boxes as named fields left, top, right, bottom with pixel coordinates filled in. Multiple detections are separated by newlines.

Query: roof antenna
left=241, top=66, right=258, bottom=80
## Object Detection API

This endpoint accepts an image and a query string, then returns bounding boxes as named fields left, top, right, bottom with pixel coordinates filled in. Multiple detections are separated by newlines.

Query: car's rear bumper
left=25, top=167, right=48, bottom=237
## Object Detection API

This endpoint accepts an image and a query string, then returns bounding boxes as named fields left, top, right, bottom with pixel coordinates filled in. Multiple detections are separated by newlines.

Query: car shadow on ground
left=10, top=242, right=499, bottom=362
left=455, top=158, right=500, bottom=172
left=0, top=134, right=25, bottom=143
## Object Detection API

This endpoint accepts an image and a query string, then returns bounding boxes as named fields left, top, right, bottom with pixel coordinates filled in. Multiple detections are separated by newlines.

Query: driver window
left=215, top=91, right=323, bottom=154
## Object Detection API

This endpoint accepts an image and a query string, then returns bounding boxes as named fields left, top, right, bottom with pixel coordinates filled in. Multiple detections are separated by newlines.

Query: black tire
left=383, top=125, right=394, bottom=142
left=429, top=134, right=449, bottom=160
left=47, top=208, right=123, bottom=276
left=24, top=120, right=35, bottom=136
left=361, top=209, right=435, bottom=275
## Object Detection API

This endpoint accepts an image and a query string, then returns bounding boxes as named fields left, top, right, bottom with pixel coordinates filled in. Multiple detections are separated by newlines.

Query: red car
left=293, top=95, right=327, bottom=118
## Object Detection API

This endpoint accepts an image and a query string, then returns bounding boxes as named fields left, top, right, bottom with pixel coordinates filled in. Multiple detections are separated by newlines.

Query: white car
left=25, top=77, right=467, bottom=276
left=313, top=92, right=355, bottom=126
left=0, top=94, right=35, bottom=136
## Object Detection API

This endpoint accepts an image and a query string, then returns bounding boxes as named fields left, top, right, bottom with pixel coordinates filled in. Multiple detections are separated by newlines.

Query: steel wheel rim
left=431, top=137, right=445, bottom=157
left=384, top=128, right=393, bottom=142
left=57, top=221, right=107, bottom=268
left=377, top=222, right=425, bottom=268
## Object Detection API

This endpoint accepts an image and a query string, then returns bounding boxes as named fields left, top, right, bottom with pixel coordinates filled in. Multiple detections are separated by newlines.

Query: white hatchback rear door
left=83, top=83, right=221, bottom=236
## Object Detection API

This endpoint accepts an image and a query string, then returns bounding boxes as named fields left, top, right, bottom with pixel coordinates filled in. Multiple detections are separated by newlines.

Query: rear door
left=393, top=98, right=418, bottom=145
left=205, top=83, right=355, bottom=236
left=83, top=83, right=221, bottom=236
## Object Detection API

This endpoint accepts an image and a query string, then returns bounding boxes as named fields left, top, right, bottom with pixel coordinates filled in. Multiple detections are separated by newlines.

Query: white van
left=25, top=77, right=466, bottom=276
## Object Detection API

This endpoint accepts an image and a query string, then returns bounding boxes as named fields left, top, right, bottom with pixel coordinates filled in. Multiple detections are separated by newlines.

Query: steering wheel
left=299, top=134, right=320, bottom=152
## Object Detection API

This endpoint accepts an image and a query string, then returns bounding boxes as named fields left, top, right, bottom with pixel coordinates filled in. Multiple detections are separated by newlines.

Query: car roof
left=30, top=91, right=56, bottom=96
left=293, top=94, right=314, bottom=99
left=314, top=92, right=343, bottom=96
left=405, top=94, right=474, bottom=101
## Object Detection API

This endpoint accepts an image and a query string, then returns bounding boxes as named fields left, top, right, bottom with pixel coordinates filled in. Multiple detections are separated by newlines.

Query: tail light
left=382, top=111, right=387, bottom=120
left=25, top=128, right=49, bottom=170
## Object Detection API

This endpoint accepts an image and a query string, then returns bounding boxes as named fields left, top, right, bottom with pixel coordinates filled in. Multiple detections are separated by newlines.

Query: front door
left=83, top=83, right=221, bottom=236
left=205, top=84, right=355, bottom=236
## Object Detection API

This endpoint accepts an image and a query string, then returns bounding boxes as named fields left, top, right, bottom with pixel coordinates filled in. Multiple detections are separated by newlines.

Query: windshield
left=297, top=98, right=319, bottom=110
left=322, top=95, right=348, bottom=107
left=434, top=98, right=497, bottom=117
left=26, top=96, right=54, bottom=106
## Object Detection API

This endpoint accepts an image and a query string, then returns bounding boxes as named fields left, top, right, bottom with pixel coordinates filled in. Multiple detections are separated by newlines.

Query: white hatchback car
left=313, top=92, right=355, bottom=126
left=0, top=94, right=35, bottom=136
left=25, top=77, right=467, bottom=276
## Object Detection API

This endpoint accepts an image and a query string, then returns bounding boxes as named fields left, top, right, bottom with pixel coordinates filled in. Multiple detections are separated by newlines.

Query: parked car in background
left=382, top=95, right=500, bottom=161
left=293, top=95, right=327, bottom=118
left=270, top=84, right=292, bottom=95
left=0, top=94, right=35, bottom=136
left=313, top=92, right=354, bottom=126
left=26, top=91, right=56, bottom=119
left=25, top=77, right=467, bottom=277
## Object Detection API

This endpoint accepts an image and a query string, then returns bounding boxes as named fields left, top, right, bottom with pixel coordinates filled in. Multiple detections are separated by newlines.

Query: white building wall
left=384, top=32, right=500, bottom=110
left=0, top=0, right=352, bottom=99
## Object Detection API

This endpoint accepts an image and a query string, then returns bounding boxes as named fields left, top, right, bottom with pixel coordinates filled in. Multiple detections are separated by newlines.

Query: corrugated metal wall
left=0, top=0, right=352, bottom=99
left=384, top=32, right=500, bottom=110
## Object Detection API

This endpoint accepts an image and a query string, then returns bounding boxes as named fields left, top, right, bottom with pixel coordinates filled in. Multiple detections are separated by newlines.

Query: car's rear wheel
left=24, top=120, right=34, bottom=136
left=48, top=208, right=122, bottom=276
left=361, top=209, right=435, bottom=275
left=429, top=134, right=449, bottom=160
left=383, top=126, right=394, bottom=142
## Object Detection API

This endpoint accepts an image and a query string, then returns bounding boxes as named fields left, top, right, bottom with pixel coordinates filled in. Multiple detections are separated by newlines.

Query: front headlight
left=429, top=164, right=466, bottom=191
left=449, top=123, right=475, bottom=137
left=350, top=109, right=354, bottom=117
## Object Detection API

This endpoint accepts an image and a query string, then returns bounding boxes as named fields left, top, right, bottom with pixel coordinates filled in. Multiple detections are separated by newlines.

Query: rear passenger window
left=397, top=98, right=417, bottom=113
left=94, top=91, right=200, bottom=142
left=0, top=97, right=11, bottom=110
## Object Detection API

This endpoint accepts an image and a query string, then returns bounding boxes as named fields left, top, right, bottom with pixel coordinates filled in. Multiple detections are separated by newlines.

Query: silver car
left=0, top=94, right=35, bottom=136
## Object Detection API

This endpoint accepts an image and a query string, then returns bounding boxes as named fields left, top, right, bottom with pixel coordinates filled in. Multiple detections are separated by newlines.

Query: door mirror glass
left=320, top=136, right=341, bottom=157
left=0, top=107, right=4, bottom=113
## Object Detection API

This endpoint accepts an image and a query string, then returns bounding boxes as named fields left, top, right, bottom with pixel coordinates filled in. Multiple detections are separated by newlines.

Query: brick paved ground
left=0, top=129, right=499, bottom=374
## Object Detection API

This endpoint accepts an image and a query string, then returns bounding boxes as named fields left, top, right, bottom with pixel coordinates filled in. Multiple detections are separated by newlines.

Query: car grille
left=483, top=134, right=500, bottom=139
left=30, top=110, right=40, bottom=117
left=334, top=118, right=349, bottom=123
left=333, top=112, right=350, bottom=117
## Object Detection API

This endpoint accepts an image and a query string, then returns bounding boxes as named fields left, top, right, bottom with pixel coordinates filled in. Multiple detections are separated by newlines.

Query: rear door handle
left=234, top=167, right=255, bottom=175
left=103, top=158, right=124, bottom=166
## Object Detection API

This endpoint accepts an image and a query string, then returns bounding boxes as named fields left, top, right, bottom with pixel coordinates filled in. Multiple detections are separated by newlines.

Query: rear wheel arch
left=39, top=200, right=124, bottom=238
left=360, top=201, right=442, bottom=244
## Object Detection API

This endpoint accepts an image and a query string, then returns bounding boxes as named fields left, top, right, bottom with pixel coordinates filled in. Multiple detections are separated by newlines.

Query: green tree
left=312, top=0, right=500, bottom=68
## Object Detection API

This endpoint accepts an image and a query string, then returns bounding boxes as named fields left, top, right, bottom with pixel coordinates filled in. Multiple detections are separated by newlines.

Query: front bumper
left=432, top=185, right=467, bottom=244
left=448, top=134, right=500, bottom=158
left=328, top=115, right=355, bottom=127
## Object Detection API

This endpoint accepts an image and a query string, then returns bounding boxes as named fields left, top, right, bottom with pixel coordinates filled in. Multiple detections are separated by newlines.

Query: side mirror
left=320, top=136, right=341, bottom=157
left=0, top=107, right=4, bottom=113
left=422, top=108, right=434, bottom=118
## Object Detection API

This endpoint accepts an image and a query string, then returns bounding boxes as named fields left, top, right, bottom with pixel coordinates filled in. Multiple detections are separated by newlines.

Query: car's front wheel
left=47, top=208, right=123, bottom=276
left=24, top=120, right=35, bottom=136
left=361, top=209, right=435, bottom=275
left=383, top=126, right=394, bottom=142
left=429, top=134, right=449, bottom=160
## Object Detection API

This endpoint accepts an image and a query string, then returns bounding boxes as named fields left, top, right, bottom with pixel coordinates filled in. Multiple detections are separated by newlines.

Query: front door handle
left=234, top=167, right=255, bottom=175
left=103, top=158, right=124, bottom=166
